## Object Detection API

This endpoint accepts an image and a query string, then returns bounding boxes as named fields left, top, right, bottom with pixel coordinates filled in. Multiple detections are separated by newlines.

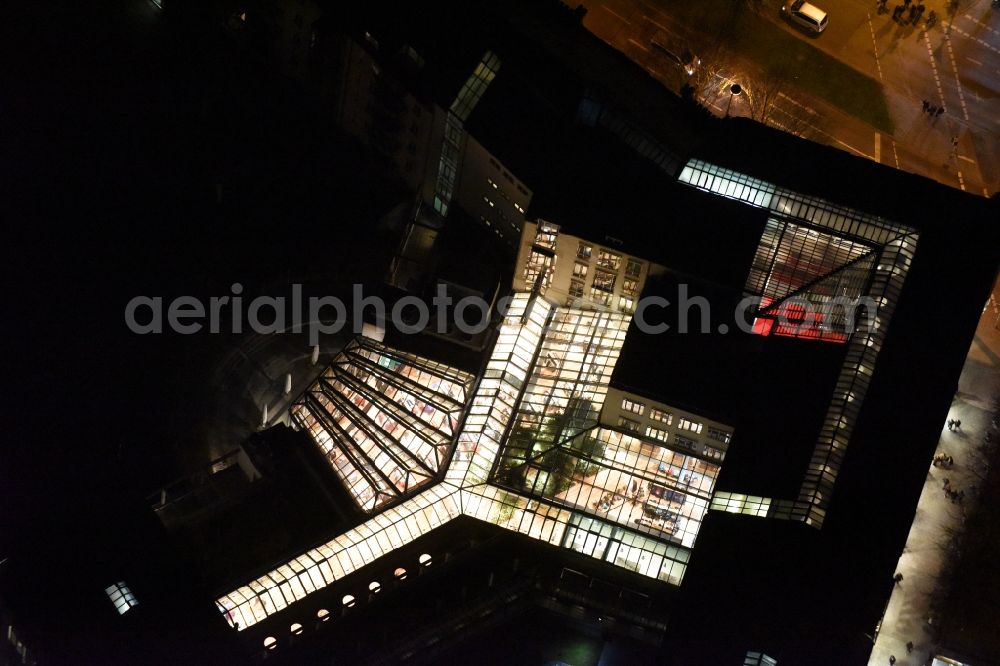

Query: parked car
left=781, top=0, right=829, bottom=34
left=650, top=30, right=701, bottom=76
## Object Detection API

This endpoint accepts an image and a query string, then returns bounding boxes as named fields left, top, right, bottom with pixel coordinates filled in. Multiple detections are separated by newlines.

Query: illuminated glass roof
left=290, top=338, right=474, bottom=512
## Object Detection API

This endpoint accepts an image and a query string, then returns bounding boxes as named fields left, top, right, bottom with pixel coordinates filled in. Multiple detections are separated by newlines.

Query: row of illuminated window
left=678, top=159, right=913, bottom=244
left=567, top=284, right=635, bottom=313
left=259, top=555, right=433, bottom=651
left=571, top=262, right=640, bottom=295
left=576, top=243, right=644, bottom=278
left=105, top=581, right=138, bottom=615
left=487, top=156, right=530, bottom=200
left=217, top=486, right=461, bottom=630
left=615, top=417, right=724, bottom=462
left=464, top=484, right=692, bottom=586
left=620, top=399, right=709, bottom=436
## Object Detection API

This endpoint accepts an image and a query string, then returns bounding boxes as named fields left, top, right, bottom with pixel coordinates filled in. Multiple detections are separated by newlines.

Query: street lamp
left=725, top=83, right=742, bottom=118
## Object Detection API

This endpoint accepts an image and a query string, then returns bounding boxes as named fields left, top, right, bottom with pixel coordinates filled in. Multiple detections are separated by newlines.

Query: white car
left=781, top=0, right=829, bottom=34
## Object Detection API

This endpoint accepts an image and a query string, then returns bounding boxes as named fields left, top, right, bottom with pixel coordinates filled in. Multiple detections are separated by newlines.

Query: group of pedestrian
left=891, top=0, right=927, bottom=24
left=932, top=452, right=954, bottom=467
left=922, top=100, right=946, bottom=118
left=942, top=477, right=965, bottom=503
left=946, top=418, right=962, bottom=430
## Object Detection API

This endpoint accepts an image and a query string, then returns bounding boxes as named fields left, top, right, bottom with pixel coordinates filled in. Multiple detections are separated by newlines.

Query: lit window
left=264, top=636, right=277, bottom=650
left=104, top=581, right=138, bottom=615
left=596, top=249, right=622, bottom=272
left=646, top=425, right=669, bottom=442
left=678, top=418, right=703, bottom=434
left=369, top=581, right=382, bottom=594
left=394, top=567, right=408, bottom=580
left=589, top=287, right=611, bottom=306
left=290, top=623, right=303, bottom=635
left=483, top=196, right=495, bottom=208
left=573, top=262, right=589, bottom=278
left=487, top=177, right=498, bottom=189
left=569, top=280, right=585, bottom=298
left=342, top=594, right=356, bottom=608
left=577, top=243, right=592, bottom=260
left=619, top=297, right=634, bottom=314
left=317, top=608, right=330, bottom=621
left=621, top=398, right=645, bottom=415
left=649, top=408, right=672, bottom=425
left=592, top=270, right=616, bottom=292
left=622, top=278, right=639, bottom=296
left=419, top=553, right=433, bottom=566
left=514, top=203, right=525, bottom=214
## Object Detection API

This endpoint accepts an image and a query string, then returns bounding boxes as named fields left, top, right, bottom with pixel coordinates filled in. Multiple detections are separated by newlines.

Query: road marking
left=958, top=154, right=975, bottom=163
left=957, top=170, right=966, bottom=191
left=875, top=132, right=882, bottom=162
left=776, top=92, right=819, bottom=116
left=891, top=140, right=900, bottom=168
left=642, top=15, right=669, bottom=32
left=962, top=13, right=999, bottom=37
left=836, top=138, right=873, bottom=159
left=922, top=31, right=948, bottom=109
left=627, top=38, right=649, bottom=52
left=950, top=24, right=1000, bottom=55
left=600, top=4, right=630, bottom=23
left=943, top=32, right=970, bottom=121
left=867, top=13, right=885, bottom=82
left=965, top=56, right=982, bottom=66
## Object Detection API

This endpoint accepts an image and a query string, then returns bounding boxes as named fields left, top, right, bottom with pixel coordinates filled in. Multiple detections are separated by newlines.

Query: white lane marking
left=943, top=32, right=971, bottom=121
left=868, top=12, right=885, bottom=82
left=957, top=170, right=966, bottom=191
left=836, top=138, right=874, bottom=159
left=777, top=92, right=820, bottom=116
left=958, top=154, right=975, bottom=163
left=600, top=4, right=630, bottom=23
left=875, top=132, right=883, bottom=162
left=922, top=31, right=948, bottom=108
left=627, top=38, right=649, bottom=52
left=891, top=140, right=900, bottom=168
left=642, top=15, right=669, bottom=32
left=965, top=57, right=983, bottom=66
left=962, top=13, right=999, bottom=37
left=951, top=24, right=1000, bottom=55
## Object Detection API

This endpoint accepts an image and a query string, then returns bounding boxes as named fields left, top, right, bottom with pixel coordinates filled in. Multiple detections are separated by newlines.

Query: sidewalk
left=869, top=278, right=1000, bottom=665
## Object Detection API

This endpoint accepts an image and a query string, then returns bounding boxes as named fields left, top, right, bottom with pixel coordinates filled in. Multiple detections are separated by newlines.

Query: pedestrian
left=890, top=655, right=897, bottom=665
left=894, top=572, right=904, bottom=584
left=947, top=418, right=954, bottom=430
left=936, top=106, right=945, bottom=117
left=907, top=641, right=914, bottom=653
left=952, top=136, right=959, bottom=147
left=922, top=100, right=930, bottom=112
left=955, top=419, right=961, bottom=429
left=943, top=477, right=950, bottom=488
left=908, top=5, right=918, bottom=22
left=893, top=4, right=904, bottom=20
left=903, top=0, right=910, bottom=7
